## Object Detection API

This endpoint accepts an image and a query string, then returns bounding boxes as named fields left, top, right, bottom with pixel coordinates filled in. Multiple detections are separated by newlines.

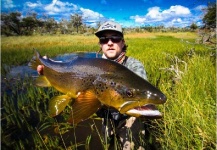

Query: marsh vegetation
left=1, top=32, right=216, bottom=149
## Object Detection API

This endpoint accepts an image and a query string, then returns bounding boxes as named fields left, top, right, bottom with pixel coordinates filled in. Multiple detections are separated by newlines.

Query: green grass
left=126, top=35, right=216, bottom=149
left=1, top=32, right=216, bottom=149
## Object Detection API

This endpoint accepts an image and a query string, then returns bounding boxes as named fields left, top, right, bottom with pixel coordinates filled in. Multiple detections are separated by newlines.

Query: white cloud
left=26, top=1, right=42, bottom=8
left=163, top=5, right=190, bottom=16
left=171, top=18, right=182, bottom=23
left=130, top=5, right=192, bottom=27
left=146, top=7, right=163, bottom=21
left=23, top=0, right=104, bottom=25
left=194, top=5, right=206, bottom=11
left=2, top=0, right=15, bottom=9
left=80, top=8, right=104, bottom=21
left=146, top=5, right=190, bottom=21
left=44, top=0, right=77, bottom=15
left=130, top=15, right=146, bottom=23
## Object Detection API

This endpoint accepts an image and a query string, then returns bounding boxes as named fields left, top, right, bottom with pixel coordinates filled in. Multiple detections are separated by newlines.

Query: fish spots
left=97, top=83, right=104, bottom=92
left=95, top=82, right=107, bottom=94
left=80, top=76, right=95, bottom=87
left=98, top=83, right=102, bottom=87
left=126, top=89, right=134, bottom=97
left=93, top=77, right=111, bottom=96
left=110, top=81, right=116, bottom=87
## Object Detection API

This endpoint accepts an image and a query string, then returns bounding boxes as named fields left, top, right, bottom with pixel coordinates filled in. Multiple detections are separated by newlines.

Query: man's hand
left=37, top=55, right=47, bottom=75
left=37, top=65, right=44, bottom=75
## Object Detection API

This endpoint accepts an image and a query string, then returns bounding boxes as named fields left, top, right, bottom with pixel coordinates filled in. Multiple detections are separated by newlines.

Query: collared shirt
left=102, top=54, right=148, bottom=81
left=124, top=57, right=148, bottom=81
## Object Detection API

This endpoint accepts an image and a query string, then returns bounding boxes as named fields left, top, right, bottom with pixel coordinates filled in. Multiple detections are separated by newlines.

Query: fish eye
left=126, top=89, right=133, bottom=97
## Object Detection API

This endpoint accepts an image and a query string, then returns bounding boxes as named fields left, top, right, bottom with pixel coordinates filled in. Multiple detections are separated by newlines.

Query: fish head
left=113, top=82, right=166, bottom=113
left=94, top=75, right=167, bottom=118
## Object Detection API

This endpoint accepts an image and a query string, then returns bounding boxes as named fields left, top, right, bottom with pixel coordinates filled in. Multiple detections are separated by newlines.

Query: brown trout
left=28, top=50, right=167, bottom=124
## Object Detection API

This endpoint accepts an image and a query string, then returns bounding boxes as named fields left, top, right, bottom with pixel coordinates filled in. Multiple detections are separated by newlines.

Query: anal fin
left=68, top=90, right=101, bottom=124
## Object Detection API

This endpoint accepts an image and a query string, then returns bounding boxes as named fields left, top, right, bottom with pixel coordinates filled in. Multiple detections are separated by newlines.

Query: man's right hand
left=37, top=55, right=48, bottom=75
left=37, top=65, right=44, bottom=75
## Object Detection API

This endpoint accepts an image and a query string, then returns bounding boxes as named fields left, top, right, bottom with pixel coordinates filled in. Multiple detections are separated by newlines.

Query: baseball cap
left=95, top=21, right=123, bottom=37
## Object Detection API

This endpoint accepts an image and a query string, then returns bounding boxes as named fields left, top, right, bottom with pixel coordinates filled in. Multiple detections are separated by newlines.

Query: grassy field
left=1, top=32, right=216, bottom=149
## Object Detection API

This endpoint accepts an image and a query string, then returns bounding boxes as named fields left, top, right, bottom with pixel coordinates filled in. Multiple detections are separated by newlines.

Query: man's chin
left=105, top=53, right=117, bottom=60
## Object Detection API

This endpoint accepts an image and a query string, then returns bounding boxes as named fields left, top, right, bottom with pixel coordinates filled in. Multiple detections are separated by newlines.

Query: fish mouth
left=126, top=104, right=163, bottom=119
left=145, top=92, right=167, bottom=104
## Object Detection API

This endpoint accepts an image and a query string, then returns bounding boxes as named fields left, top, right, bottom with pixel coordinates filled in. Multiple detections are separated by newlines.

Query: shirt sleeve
left=124, top=57, right=148, bottom=81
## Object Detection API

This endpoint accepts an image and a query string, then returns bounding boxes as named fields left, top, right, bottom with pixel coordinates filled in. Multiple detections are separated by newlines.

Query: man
left=37, top=21, right=149, bottom=150
left=94, top=21, right=148, bottom=150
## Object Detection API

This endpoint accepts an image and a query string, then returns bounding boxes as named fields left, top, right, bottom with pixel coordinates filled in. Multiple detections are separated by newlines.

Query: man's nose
left=107, top=39, right=113, bottom=44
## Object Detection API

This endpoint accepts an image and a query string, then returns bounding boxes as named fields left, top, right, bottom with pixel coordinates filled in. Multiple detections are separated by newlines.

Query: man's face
left=99, top=31, right=125, bottom=60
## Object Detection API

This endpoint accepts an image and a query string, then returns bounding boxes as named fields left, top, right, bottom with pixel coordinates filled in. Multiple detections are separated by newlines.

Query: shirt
left=124, top=57, right=148, bottom=81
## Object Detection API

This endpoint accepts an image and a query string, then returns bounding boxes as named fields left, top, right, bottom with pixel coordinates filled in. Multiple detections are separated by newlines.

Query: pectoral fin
left=49, top=95, right=71, bottom=117
left=68, top=90, right=101, bottom=124
left=35, top=75, right=51, bottom=87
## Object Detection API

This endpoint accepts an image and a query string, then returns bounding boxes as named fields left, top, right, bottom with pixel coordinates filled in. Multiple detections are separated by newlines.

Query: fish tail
left=28, top=49, right=43, bottom=70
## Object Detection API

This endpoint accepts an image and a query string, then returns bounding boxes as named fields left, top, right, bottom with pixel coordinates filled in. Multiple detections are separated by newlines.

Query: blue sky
left=1, top=0, right=215, bottom=27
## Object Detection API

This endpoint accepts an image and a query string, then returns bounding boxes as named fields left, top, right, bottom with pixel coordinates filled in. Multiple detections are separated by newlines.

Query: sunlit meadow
left=1, top=32, right=216, bottom=149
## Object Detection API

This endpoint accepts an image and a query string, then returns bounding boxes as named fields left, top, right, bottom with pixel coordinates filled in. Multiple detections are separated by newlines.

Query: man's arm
left=124, top=57, right=148, bottom=81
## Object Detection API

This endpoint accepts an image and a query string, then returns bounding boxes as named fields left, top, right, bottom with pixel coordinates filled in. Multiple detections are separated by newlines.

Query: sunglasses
left=99, top=36, right=123, bottom=44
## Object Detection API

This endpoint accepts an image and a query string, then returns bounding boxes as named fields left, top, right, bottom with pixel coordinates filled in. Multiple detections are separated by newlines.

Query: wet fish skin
left=28, top=50, right=167, bottom=124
